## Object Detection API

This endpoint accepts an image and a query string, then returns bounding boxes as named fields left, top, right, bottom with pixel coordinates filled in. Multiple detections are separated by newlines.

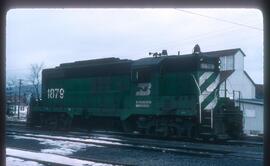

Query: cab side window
left=132, top=68, right=151, bottom=83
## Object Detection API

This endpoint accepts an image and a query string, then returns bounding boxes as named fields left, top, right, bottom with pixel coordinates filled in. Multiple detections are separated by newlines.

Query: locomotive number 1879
left=47, top=88, right=64, bottom=99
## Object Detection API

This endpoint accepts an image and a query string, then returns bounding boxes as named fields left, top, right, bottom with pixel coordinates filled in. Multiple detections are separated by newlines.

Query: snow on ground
left=94, top=137, right=121, bottom=141
left=6, top=157, right=44, bottom=166
left=13, top=135, right=104, bottom=156
left=22, top=133, right=124, bottom=146
left=25, top=134, right=121, bottom=145
left=6, top=116, right=27, bottom=122
left=6, top=148, right=113, bottom=166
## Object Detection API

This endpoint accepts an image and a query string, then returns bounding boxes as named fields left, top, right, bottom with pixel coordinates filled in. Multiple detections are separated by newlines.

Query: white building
left=237, top=99, right=264, bottom=135
left=203, top=48, right=263, bottom=136
left=203, top=48, right=256, bottom=99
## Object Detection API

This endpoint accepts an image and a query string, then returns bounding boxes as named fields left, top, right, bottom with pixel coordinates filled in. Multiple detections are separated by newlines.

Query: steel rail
left=6, top=129, right=263, bottom=160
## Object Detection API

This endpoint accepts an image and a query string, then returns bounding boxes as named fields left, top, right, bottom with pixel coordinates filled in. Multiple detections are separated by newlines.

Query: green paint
left=32, top=55, right=220, bottom=121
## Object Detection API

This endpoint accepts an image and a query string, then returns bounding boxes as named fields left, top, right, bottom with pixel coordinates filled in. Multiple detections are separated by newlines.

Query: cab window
left=132, top=68, right=151, bottom=82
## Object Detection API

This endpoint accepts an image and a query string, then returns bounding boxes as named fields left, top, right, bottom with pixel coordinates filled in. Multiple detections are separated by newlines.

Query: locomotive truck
left=28, top=50, right=243, bottom=140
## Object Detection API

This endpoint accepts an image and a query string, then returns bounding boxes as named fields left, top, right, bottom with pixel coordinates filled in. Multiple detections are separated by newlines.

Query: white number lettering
left=50, top=89, right=54, bottom=98
left=47, top=88, right=65, bottom=99
left=59, top=88, right=64, bottom=99
left=54, top=88, right=59, bottom=98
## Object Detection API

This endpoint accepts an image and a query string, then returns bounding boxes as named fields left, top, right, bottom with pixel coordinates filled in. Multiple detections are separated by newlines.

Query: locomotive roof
left=132, top=54, right=197, bottom=68
left=58, top=57, right=131, bottom=68
left=132, top=53, right=217, bottom=70
left=43, top=58, right=133, bottom=79
left=43, top=53, right=218, bottom=80
left=49, top=53, right=215, bottom=70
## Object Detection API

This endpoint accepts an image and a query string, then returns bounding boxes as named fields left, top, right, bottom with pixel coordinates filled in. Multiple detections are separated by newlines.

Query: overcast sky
left=6, top=8, right=263, bottom=84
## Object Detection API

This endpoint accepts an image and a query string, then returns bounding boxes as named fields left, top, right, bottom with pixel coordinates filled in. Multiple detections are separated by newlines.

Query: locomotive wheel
left=191, top=126, right=199, bottom=139
left=146, top=126, right=170, bottom=137
left=40, top=113, right=47, bottom=128
left=64, top=115, right=72, bottom=130
left=58, top=114, right=72, bottom=130
left=48, top=116, right=58, bottom=130
left=168, top=127, right=178, bottom=137
left=161, top=127, right=169, bottom=137
left=122, top=120, right=133, bottom=133
left=146, top=126, right=156, bottom=136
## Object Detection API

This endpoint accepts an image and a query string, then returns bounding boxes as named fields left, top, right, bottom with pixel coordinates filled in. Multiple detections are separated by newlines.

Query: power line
left=164, top=27, right=243, bottom=48
left=175, top=9, right=263, bottom=31
left=145, top=25, right=252, bottom=55
left=145, top=25, right=242, bottom=52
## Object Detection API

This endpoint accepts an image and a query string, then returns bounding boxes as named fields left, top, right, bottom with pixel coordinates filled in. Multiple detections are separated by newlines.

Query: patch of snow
left=41, top=148, right=77, bottom=155
left=23, top=133, right=124, bottom=146
left=6, top=148, right=113, bottom=166
left=6, top=157, right=44, bottom=166
left=6, top=115, right=27, bottom=122
left=96, top=137, right=121, bottom=141
left=13, top=135, right=103, bottom=156
left=85, top=139, right=122, bottom=145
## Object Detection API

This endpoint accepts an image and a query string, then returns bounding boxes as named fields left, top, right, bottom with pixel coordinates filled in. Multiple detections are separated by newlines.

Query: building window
left=220, top=56, right=226, bottom=71
left=226, top=55, right=234, bottom=70
left=220, top=55, right=234, bottom=71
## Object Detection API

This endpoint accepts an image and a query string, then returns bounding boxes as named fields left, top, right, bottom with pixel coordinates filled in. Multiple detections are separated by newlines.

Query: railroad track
left=6, top=128, right=263, bottom=161
left=6, top=120, right=27, bottom=126
left=91, top=130, right=264, bottom=146
left=6, top=121, right=263, bottom=147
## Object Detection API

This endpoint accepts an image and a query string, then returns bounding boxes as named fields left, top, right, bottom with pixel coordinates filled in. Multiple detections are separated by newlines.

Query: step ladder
left=200, top=109, right=213, bottom=136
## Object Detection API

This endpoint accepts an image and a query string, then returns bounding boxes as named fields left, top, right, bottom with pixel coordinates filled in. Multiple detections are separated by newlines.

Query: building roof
left=236, top=98, right=264, bottom=105
left=219, top=70, right=234, bottom=84
left=243, top=70, right=256, bottom=86
left=202, top=48, right=246, bottom=58
left=255, top=84, right=264, bottom=99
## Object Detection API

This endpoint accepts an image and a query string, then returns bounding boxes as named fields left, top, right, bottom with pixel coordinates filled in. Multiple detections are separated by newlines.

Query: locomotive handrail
left=191, top=74, right=201, bottom=124
left=218, top=89, right=244, bottom=112
left=219, top=89, right=234, bottom=94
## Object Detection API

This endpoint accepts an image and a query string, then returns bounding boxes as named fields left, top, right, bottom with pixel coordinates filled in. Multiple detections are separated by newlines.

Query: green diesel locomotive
left=28, top=51, right=243, bottom=139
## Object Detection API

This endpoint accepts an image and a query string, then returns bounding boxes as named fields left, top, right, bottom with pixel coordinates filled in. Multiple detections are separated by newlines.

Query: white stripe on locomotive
left=199, top=72, right=212, bottom=86
left=204, top=75, right=219, bottom=110
left=199, top=72, right=220, bottom=110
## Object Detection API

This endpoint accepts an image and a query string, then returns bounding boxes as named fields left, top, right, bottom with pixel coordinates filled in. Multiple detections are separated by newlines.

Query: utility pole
left=18, top=79, right=22, bottom=119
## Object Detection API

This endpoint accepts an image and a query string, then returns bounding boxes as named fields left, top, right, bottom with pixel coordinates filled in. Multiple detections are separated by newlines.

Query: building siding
left=242, top=102, right=263, bottom=135
left=234, top=51, right=244, bottom=71
left=218, top=50, right=255, bottom=99
left=219, top=70, right=255, bottom=99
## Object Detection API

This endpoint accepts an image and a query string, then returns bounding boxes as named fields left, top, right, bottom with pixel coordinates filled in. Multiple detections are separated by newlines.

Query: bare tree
left=7, top=77, right=18, bottom=102
left=28, top=63, right=44, bottom=100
